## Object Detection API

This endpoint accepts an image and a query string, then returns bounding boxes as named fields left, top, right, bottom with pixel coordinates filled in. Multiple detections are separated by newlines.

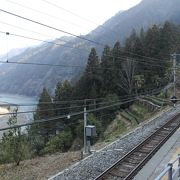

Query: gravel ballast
left=49, top=105, right=180, bottom=180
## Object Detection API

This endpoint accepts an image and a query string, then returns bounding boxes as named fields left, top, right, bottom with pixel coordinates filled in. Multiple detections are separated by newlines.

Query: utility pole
left=84, top=100, right=87, bottom=154
left=172, top=53, right=176, bottom=97
left=6, top=32, right=9, bottom=62
left=170, top=53, right=180, bottom=105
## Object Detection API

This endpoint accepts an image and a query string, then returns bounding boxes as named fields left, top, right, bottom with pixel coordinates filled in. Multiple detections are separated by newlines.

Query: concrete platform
left=133, top=127, right=180, bottom=180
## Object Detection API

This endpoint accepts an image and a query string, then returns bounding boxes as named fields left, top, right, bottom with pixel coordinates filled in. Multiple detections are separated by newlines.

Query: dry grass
left=0, top=151, right=81, bottom=180
left=0, top=105, right=172, bottom=180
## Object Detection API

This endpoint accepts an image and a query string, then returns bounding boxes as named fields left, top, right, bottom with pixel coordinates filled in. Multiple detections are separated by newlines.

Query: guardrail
left=155, top=154, right=180, bottom=180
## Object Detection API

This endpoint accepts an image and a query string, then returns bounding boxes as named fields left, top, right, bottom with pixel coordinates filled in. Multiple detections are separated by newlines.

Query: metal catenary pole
left=84, top=101, right=87, bottom=154
left=172, top=53, right=176, bottom=97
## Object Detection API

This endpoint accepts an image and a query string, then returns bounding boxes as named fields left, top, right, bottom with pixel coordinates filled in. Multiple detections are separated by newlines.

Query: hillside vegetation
left=0, top=100, right=171, bottom=180
left=0, top=0, right=179, bottom=96
left=0, top=22, right=179, bottom=167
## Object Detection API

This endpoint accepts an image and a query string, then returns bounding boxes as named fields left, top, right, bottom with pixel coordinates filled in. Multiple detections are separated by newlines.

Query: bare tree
left=118, top=58, right=136, bottom=95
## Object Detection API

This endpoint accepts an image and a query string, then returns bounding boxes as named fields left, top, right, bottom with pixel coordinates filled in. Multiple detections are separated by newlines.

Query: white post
left=84, top=106, right=87, bottom=154
left=173, top=53, right=176, bottom=97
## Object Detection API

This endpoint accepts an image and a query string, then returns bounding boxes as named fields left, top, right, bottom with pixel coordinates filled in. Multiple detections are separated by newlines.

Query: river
left=0, top=93, right=38, bottom=135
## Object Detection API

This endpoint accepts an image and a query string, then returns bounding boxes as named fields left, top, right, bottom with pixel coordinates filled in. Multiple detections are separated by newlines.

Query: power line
left=0, top=30, right=83, bottom=51
left=0, top=21, right=68, bottom=43
left=42, top=0, right=180, bottom=55
left=0, top=8, right=103, bottom=46
left=0, top=88, right=164, bottom=124
left=0, top=98, right=137, bottom=132
left=0, top=110, right=83, bottom=131
left=0, top=94, right=153, bottom=116
left=6, top=0, right=90, bottom=33
left=0, top=8, right=172, bottom=63
left=0, top=87, right=166, bottom=132
left=0, top=51, right=170, bottom=72
left=0, top=30, right=170, bottom=68
left=5, top=1, right=177, bottom=63
left=0, top=26, right=172, bottom=67
left=5, top=0, right=114, bottom=43
left=0, top=98, right=129, bottom=116
left=0, top=86, right=165, bottom=108
left=0, top=56, right=169, bottom=73
left=113, top=56, right=169, bottom=68
left=41, top=0, right=119, bottom=39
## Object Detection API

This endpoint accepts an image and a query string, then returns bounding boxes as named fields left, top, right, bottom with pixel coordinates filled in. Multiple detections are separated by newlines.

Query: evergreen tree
left=54, top=80, right=73, bottom=115
left=78, top=48, right=101, bottom=98
left=36, top=88, right=55, bottom=143
left=111, top=41, right=123, bottom=95
left=124, top=29, right=137, bottom=53
left=54, top=80, right=73, bottom=131
left=54, top=82, right=63, bottom=104
left=100, top=45, right=113, bottom=95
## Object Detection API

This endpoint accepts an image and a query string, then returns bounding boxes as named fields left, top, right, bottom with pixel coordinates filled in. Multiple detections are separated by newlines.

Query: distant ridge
left=0, top=0, right=179, bottom=96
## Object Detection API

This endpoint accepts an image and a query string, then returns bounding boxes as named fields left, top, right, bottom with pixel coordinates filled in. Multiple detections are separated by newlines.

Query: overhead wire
left=0, top=98, right=138, bottom=132
left=1, top=30, right=169, bottom=68
left=1, top=0, right=179, bottom=65
left=0, top=8, right=173, bottom=64
left=0, top=88, right=164, bottom=124
left=5, top=0, right=114, bottom=43
left=1, top=87, right=166, bottom=132
left=0, top=23, right=173, bottom=66
left=0, top=3, right=177, bottom=135
left=41, top=0, right=119, bottom=39
left=0, top=97, right=131, bottom=116
left=0, top=32, right=171, bottom=70
left=0, top=87, right=166, bottom=132
left=0, top=95, right=151, bottom=117
left=0, top=8, right=103, bottom=46
left=41, top=0, right=180, bottom=55
left=5, top=0, right=91, bottom=33
left=0, top=4, right=175, bottom=113
left=0, top=54, right=170, bottom=73
left=0, top=21, right=69, bottom=43
left=0, top=30, right=84, bottom=51
left=0, top=86, right=165, bottom=107
left=0, top=26, right=173, bottom=68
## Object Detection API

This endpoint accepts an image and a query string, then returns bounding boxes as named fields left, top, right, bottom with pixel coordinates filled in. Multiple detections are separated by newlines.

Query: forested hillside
left=1, top=22, right=179, bottom=165
left=0, top=0, right=179, bottom=96
left=32, top=22, right=180, bottom=155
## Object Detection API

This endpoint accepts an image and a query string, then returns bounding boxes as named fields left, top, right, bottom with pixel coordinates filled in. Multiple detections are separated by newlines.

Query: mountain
left=0, top=47, right=27, bottom=62
left=0, top=0, right=179, bottom=96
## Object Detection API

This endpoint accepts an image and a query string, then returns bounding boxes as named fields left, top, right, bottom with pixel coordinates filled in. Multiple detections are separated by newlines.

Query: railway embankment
left=49, top=104, right=180, bottom=180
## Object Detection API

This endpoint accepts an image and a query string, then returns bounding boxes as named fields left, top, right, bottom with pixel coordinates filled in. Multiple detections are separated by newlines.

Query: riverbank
left=0, top=93, right=37, bottom=136
left=0, top=107, right=9, bottom=117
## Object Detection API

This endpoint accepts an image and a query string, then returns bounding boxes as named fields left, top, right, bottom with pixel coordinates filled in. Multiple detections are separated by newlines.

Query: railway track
left=94, top=113, right=180, bottom=180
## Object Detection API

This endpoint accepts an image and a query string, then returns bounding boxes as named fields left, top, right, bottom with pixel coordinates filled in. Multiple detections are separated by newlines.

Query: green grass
left=102, top=98, right=168, bottom=144
left=103, top=117, right=128, bottom=142
left=124, top=109, right=140, bottom=124
left=120, top=111, right=138, bottom=126
left=144, top=96, right=168, bottom=106
left=130, top=103, right=149, bottom=119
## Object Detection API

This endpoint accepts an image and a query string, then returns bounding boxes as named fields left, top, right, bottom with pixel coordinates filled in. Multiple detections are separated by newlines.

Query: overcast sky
left=0, top=0, right=142, bottom=56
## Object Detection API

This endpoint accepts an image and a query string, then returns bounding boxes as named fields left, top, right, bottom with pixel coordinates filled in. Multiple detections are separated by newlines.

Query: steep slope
left=0, top=0, right=179, bottom=96
left=89, top=0, right=180, bottom=46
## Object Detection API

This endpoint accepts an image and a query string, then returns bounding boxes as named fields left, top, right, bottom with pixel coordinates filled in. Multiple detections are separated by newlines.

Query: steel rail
left=94, top=113, right=180, bottom=180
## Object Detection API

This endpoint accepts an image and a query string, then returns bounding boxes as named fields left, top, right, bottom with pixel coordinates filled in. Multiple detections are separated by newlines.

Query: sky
left=0, top=0, right=142, bottom=56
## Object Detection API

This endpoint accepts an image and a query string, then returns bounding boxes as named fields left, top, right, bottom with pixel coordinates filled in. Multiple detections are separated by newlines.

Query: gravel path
left=49, top=105, right=180, bottom=180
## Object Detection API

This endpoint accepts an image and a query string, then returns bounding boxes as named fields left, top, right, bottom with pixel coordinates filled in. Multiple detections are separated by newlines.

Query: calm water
left=0, top=94, right=38, bottom=131
left=0, top=93, right=37, bottom=109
